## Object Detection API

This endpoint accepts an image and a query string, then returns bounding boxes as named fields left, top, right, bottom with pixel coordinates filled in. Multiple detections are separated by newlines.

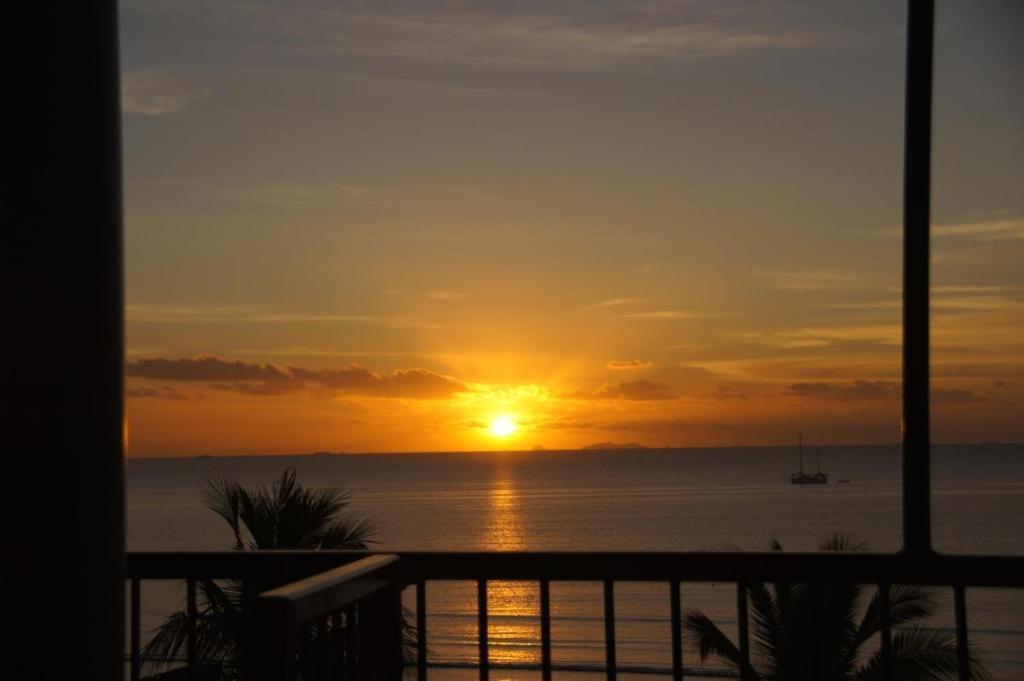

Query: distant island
left=531, top=445, right=547, bottom=451
left=581, top=441, right=649, bottom=451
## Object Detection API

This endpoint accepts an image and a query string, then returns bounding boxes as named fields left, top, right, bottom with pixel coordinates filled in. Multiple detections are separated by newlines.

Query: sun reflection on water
left=485, top=581, right=540, bottom=665
left=480, top=476, right=539, bottom=664
left=484, top=475, right=524, bottom=551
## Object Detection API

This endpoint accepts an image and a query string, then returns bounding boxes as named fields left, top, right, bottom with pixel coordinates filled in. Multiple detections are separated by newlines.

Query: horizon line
left=127, top=440, right=1022, bottom=461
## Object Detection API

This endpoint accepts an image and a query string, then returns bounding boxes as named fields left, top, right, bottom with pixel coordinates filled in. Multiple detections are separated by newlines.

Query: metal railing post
left=478, top=580, right=489, bottom=681
left=345, top=606, right=359, bottom=679
left=737, top=582, right=751, bottom=681
left=186, top=577, right=199, bottom=681
left=805, top=583, right=818, bottom=681
left=417, top=581, right=428, bottom=681
left=670, top=580, right=683, bottom=681
left=540, top=580, right=553, bottom=681
left=954, top=585, right=971, bottom=681
left=362, top=586, right=404, bottom=681
left=604, top=580, right=617, bottom=681
left=879, top=584, right=894, bottom=681
left=130, top=578, right=141, bottom=681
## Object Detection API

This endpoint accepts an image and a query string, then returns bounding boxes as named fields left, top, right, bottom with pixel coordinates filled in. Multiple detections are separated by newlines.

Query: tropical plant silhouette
left=143, top=467, right=376, bottom=679
left=682, top=534, right=989, bottom=681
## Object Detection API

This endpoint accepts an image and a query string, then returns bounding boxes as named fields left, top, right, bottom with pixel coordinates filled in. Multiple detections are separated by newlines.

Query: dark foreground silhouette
left=143, top=467, right=375, bottom=679
left=683, top=534, right=989, bottom=681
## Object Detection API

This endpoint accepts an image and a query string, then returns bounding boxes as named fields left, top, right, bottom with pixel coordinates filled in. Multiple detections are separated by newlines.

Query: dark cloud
left=125, top=386, right=194, bottom=400
left=785, top=380, right=988, bottom=405
left=714, top=385, right=749, bottom=400
left=290, top=365, right=466, bottom=398
left=384, top=368, right=467, bottom=398
left=931, top=388, right=987, bottom=405
left=587, top=417, right=749, bottom=438
left=127, top=356, right=465, bottom=399
left=536, top=416, right=594, bottom=431
left=127, top=356, right=291, bottom=382
left=785, top=382, right=835, bottom=396
left=290, top=365, right=382, bottom=391
left=212, top=382, right=301, bottom=396
left=566, top=379, right=675, bottom=401
left=785, top=380, right=898, bottom=401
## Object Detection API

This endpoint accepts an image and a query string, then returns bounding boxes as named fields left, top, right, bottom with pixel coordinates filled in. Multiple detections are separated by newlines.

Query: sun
left=489, top=415, right=517, bottom=438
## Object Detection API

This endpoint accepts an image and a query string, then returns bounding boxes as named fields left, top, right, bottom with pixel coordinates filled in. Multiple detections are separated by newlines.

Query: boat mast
left=798, top=432, right=804, bottom=474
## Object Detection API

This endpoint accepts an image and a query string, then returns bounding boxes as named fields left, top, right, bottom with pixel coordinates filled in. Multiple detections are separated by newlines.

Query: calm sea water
left=127, top=445, right=1024, bottom=679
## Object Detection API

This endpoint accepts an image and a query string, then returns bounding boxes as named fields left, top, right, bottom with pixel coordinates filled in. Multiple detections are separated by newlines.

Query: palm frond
left=682, top=610, right=760, bottom=680
left=852, top=584, right=941, bottom=658
left=141, top=610, right=237, bottom=671
left=812, top=581, right=865, bottom=678
left=238, top=480, right=276, bottom=549
left=856, top=625, right=990, bottom=681
left=766, top=538, right=794, bottom=637
left=151, top=466, right=379, bottom=678
left=198, top=578, right=238, bottom=620
left=747, top=581, right=783, bottom=674
left=202, top=477, right=244, bottom=549
left=274, top=466, right=299, bottom=508
left=315, top=517, right=377, bottom=550
left=682, top=534, right=985, bottom=681
left=819, top=531, right=869, bottom=553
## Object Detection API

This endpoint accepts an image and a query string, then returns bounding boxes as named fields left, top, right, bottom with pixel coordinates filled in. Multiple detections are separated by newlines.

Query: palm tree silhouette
left=143, top=467, right=375, bottom=679
left=683, top=534, right=989, bottom=681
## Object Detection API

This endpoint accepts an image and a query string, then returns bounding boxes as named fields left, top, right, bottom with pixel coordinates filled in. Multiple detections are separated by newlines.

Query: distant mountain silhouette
left=581, top=441, right=648, bottom=451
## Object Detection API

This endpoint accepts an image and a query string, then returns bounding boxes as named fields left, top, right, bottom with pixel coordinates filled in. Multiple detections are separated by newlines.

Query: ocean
left=127, top=444, right=1024, bottom=679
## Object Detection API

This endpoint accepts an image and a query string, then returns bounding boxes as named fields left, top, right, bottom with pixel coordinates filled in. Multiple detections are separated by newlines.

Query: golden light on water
left=485, top=476, right=523, bottom=551
left=485, top=581, right=541, bottom=665
left=481, top=478, right=537, bottom=662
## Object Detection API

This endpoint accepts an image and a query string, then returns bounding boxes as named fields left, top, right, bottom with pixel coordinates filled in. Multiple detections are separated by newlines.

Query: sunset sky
left=120, top=1, right=1023, bottom=456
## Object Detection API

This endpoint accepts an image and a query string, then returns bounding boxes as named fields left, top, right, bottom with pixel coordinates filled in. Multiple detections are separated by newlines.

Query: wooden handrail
left=127, top=550, right=1024, bottom=587
left=258, top=554, right=399, bottom=627
left=253, top=555, right=403, bottom=681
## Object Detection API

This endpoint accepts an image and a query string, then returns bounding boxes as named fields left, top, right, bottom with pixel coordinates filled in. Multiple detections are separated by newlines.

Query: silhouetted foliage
left=682, top=533, right=989, bottom=681
left=143, top=467, right=376, bottom=679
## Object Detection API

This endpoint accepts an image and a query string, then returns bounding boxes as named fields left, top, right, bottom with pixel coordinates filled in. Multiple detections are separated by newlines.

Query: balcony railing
left=126, top=550, right=1024, bottom=681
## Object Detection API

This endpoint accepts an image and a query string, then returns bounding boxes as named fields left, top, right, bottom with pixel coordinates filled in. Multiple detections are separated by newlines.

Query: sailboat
left=790, top=433, right=828, bottom=484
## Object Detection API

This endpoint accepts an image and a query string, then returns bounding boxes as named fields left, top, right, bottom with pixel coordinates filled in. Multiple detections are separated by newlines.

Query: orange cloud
left=607, top=359, right=653, bottom=370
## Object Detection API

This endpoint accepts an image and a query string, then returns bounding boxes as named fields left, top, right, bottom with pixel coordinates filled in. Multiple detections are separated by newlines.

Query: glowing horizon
left=120, top=1, right=1024, bottom=457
